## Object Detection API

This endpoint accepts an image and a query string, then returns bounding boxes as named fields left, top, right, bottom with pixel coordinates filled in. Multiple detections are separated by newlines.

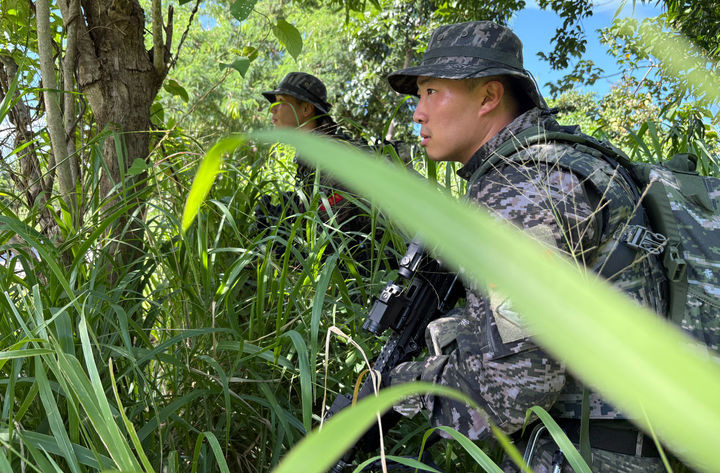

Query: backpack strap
left=629, top=154, right=711, bottom=324
left=473, top=126, right=666, bottom=280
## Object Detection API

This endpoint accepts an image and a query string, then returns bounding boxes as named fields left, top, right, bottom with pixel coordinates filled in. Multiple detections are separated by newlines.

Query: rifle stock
left=324, top=240, right=464, bottom=471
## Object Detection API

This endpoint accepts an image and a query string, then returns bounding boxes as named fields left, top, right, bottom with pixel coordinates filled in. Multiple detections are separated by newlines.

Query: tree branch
left=164, top=4, right=174, bottom=65
left=63, top=0, right=81, bottom=194
left=36, top=0, right=75, bottom=216
left=61, top=0, right=103, bottom=116
left=152, top=0, right=165, bottom=74
left=169, top=0, right=201, bottom=71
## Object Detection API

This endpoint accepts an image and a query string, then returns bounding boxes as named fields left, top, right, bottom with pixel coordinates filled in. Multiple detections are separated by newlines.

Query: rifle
left=325, top=239, right=465, bottom=471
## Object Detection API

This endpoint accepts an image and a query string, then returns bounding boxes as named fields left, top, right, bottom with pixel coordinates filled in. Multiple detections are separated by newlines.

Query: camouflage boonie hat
left=262, top=72, right=332, bottom=115
left=387, top=21, right=547, bottom=109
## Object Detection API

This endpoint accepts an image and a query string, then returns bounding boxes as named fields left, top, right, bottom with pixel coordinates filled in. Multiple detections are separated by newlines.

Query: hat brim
left=388, top=63, right=546, bottom=109
left=262, top=87, right=330, bottom=115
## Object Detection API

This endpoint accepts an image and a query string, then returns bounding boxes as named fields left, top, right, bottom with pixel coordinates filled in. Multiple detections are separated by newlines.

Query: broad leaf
left=230, top=0, right=258, bottom=22
left=126, top=158, right=149, bottom=176
left=242, top=45, right=259, bottom=62
left=272, top=19, right=303, bottom=60
left=163, top=79, right=189, bottom=102
left=219, top=58, right=251, bottom=77
left=150, top=101, right=164, bottom=125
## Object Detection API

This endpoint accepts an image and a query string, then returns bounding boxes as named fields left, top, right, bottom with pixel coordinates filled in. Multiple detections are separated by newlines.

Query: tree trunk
left=57, top=0, right=170, bottom=272
left=36, top=0, right=77, bottom=218
left=63, top=0, right=81, bottom=198
left=0, top=56, right=57, bottom=237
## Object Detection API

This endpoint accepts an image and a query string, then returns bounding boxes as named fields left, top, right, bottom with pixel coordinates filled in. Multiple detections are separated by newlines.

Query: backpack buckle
left=623, top=225, right=667, bottom=255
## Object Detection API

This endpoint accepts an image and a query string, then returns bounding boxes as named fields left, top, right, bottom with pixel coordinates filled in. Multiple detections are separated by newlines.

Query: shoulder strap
left=472, top=125, right=635, bottom=182
left=474, top=126, right=660, bottom=280
left=630, top=154, right=711, bottom=324
left=495, top=128, right=634, bottom=166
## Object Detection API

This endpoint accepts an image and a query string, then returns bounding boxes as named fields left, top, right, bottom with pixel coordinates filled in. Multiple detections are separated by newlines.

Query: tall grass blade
left=256, top=380, right=296, bottom=450
left=108, top=359, right=154, bottom=473
left=0, top=217, right=75, bottom=298
left=310, top=254, right=337, bottom=387
left=281, top=330, right=312, bottom=433
left=0, top=450, right=13, bottom=473
left=77, top=314, right=142, bottom=471
left=190, top=432, right=231, bottom=473
left=271, top=382, right=478, bottom=473
left=423, top=426, right=504, bottom=473
left=19, top=431, right=114, bottom=469
left=182, top=135, right=246, bottom=232
left=254, top=129, right=720, bottom=472
left=0, top=348, right=53, bottom=361
left=135, top=390, right=208, bottom=442
left=525, top=406, right=591, bottom=473
left=34, top=356, right=82, bottom=473
left=352, top=454, right=441, bottom=473
left=197, top=355, right=232, bottom=448
left=54, top=349, right=140, bottom=471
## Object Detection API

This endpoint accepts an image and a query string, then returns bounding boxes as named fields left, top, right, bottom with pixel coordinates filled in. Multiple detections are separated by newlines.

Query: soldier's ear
left=301, top=101, right=316, bottom=119
left=477, top=80, right=504, bottom=116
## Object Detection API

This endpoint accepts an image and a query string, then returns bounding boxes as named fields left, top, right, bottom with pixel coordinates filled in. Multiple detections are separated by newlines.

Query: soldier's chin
left=426, top=151, right=445, bottom=162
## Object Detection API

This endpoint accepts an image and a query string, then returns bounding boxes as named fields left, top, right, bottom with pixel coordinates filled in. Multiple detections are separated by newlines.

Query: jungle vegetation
left=0, top=0, right=719, bottom=472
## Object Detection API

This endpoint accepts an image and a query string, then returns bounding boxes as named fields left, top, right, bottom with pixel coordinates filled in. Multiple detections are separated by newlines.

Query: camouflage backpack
left=491, top=126, right=720, bottom=355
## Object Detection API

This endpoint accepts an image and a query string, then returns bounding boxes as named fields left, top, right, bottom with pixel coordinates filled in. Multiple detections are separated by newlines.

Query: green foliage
left=551, top=16, right=720, bottom=175
left=230, top=0, right=258, bottom=21
left=182, top=135, right=246, bottom=232
left=255, top=128, right=720, bottom=472
left=156, top=1, right=356, bottom=146
left=0, top=158, right=396, bottom=473
left=2, top=1, right=720, bottom=472
left=157, top=0, right=615, bottom=147
left=219, top=58, right=251, bottom=77
left=272, top=382, right=483, bottom=473
left=663, top=0, right=720, bottom=56
left=272, top=19, right=303, bottom=61
left=549, top=77, right=663, bottom=145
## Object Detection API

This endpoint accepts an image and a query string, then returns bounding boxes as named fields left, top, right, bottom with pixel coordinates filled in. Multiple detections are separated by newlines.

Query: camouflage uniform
left=386, top=21, right=669, bottom=472
left=262, top=72, right=344, bottom=202
left=261, top=73, right=378, bottom=263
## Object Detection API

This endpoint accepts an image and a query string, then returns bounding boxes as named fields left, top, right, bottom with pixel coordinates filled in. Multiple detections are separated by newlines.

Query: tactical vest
left=468, top=125, right=669, bottom=420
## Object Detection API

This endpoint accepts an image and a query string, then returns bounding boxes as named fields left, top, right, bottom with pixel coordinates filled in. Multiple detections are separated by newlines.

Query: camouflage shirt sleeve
left=389, top=155, right=599, bottom=440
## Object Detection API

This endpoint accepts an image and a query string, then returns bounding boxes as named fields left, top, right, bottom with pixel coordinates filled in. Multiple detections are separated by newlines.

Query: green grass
left=2, top=65, right=720, bottom=472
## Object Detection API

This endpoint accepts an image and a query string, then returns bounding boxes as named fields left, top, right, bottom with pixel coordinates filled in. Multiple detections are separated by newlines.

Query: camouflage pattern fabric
left=256, top=127, right=374, bottom=253
left=489, top=128, right=720, bottom=357
left=500, top=433, right=666, bottom=473
left=389, top=108, right=667, bottom=459
left=295, top=130, right=371, bottom=228
left=638, top=162, right=720, bottom=353
left=387, top=21, right=545, bottom=108
left=262, top=71, right=332, bottom=115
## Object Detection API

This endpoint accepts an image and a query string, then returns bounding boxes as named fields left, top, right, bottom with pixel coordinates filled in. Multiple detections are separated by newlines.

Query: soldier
left=385, top=21, right=669, bottom=472
left=262, top=71, right=339, bottom=200
left=260, top=72, right=384, bottom=271
left=263, top=71, right=335, bottom=133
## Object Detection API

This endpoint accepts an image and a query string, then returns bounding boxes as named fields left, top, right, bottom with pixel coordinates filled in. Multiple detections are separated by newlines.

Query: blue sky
left=509, top=0, right=664, bottom=98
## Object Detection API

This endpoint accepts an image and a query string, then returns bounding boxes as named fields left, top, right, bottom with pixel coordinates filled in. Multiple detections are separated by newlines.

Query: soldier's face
left=270, top=94, right=302, bottom=128
left=413, top=77, right=489, bottom=164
